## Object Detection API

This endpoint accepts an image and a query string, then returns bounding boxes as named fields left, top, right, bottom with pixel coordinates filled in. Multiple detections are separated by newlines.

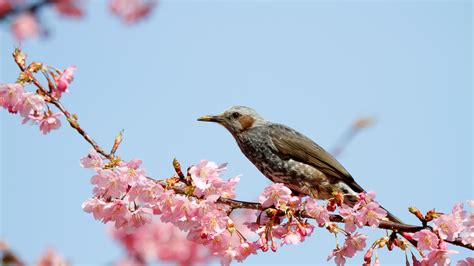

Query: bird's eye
left=232, top=112, right=241, bottom=119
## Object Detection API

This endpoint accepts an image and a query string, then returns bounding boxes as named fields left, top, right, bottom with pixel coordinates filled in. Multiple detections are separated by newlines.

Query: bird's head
left=197, top=106, right=267, bottom=134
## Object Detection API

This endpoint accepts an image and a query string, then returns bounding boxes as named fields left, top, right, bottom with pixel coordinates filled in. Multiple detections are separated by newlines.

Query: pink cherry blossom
left=412, top=229, right=439, bottom=250
left=343, top=233, right=367, bottom=257
left=115, top=159, right=146, bottom=184
left=452, top=202, right=467, bottom=223
left=339, top=204, right=359, bottom=232
left=39, top=112, right=62, bottom=134
left=258, top=183, right=292, bottom=210
left=80, top=149, right=104, bottom=168
left=17, top=92, right=44, bottom=120
left=373, top=257, right=380, bottom=266
left=128, top=177, right=163, bottom=204
left=459, top=201, right=474, bottom=246
left=36, top=248, right=69, bottom=266
left=128, top=207, right=153, bottom=229
left=102, top=199, right=130, bottom=229
left=460, top=220, right=474, bottom=246
left=234, top=242, right=257, bottom=262
left=305, top=198, right=330, bottom=225
left=160, top=194, right=198, bottom=229
left=11, top=12, right=39, bottom=41
left=281, top=231, right=302, bottom=245
left=112, top=221, right=214, bottom=265
left=297, top=222, right=314, bottom=238
left=220, top=248, right=237, bottom=266
left=54, top=0, right=83, bottom=17
left=358, top=191, right=376, bottom=203
left=54, top=66, right=77, bottom=95
left=200, top=209, right=229, bottom=237
left=189, top=160, right=226, bottom=195
left=0, top=1, right=12, bottom=18
left=433, top=213, right=463, bottom=241
left=0, top=83, right=24, bottom=112
left=327, top=233, right=367, bottom=265
left=327, top=247, right=346, bottom=266
left=91, top=168, right=129, bottom=198
left=357, top=202, right=387, bottom=227
left=109, top=0, right=156, bottom=23
left=207, top=230, right=233, bottom=254
left=422, top=241, right=458, bottom=265
left=456, top=257, right=474, bottom=266
left=82, top=197, right=106, bottom=220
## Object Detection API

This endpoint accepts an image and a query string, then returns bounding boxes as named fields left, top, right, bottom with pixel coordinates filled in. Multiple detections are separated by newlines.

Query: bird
left=197, top=105, right=402, bottom=224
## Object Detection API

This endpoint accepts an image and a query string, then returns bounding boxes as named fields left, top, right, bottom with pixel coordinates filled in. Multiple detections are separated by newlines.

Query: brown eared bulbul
left=197, top=106, right=402, bottom=224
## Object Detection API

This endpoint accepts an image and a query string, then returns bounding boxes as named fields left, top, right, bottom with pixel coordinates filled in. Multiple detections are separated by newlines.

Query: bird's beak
left=197, top=115, right=221, bottom=123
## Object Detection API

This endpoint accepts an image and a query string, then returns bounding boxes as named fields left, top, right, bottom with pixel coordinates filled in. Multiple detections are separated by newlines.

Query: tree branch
left=13, top=53, right=473, bottom=251
left=216, top=196, right=472, bottom=250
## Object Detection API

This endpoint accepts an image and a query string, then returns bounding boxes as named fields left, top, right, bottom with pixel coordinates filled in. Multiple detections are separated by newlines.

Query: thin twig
left=15, top=60, right=113, bottom=160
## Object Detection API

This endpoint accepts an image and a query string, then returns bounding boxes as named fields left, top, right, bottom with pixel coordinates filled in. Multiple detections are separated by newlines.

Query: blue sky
left=0, top=1, right=472, bottom=265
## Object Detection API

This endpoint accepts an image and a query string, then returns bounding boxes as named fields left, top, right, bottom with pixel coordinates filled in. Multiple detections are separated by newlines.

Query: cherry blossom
left=79, top=149, right=104, bottom=169
left=422, top=241, right=458, bottom=265
left=189, top=160, right=227, bottom=195
left=234, top=242, right=257, bottom=262
left=327, top=246, right=346, bottom=266
left=339, top=204, right=359, bottom=232
left=17, top=92, right=44, bottom=120
left=82, top=198, right=106, bottom=220
left=433, top=213, right=463, bottom=241
left=258, top=183, right=292, bottom=210
left=36, top=248, right=69, bottom=266
left=39, top=112, right=62, bottom=134
left=54, top=66, right=77, bottom=97
left=305, top=198, right=330, bottom=225
left=343, top=233, right=367, bottom=257
left=327, top=233, right=367, bottom=265
left=109, top=0, right=156, bottom=23
left=11, top=12, right=39, bottom=41
left=91, top=168, right=129, bottom=198
left=413, top=229, right=439, bottom=250
left=357, top=202, right=387, bottom=227
left=457, top=257, right=474, bottom=266
left=54, top=0, right=83, bottom=17
left=112, top=221, right=214, bottom=265
left=0, top=83, right=24, bottom=112
left=128, top=207, right=153, bottom=229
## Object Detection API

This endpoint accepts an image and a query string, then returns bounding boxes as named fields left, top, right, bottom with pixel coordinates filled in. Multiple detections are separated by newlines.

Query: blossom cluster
left=82, top=150, right=416, bottom=265
left=81, top=155, right=258, bottom=265
left=1, top=0, right=156, bottom=41
left=112, top=221, right=214, bottom=265
left=0, top=59, right=76, bottom=134
left=410, top=202, right=474, bottom=265
left=0, top=83, right=62, bottom=134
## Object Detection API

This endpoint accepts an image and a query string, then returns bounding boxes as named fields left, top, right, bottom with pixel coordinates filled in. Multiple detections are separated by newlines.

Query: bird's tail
left=382, top=206, right=404, bottom=224
left=380, top=206, right=417, bottom=247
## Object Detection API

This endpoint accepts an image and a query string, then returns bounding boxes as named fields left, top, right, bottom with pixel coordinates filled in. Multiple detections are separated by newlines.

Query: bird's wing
left=268, top=124, right=364, bottom=193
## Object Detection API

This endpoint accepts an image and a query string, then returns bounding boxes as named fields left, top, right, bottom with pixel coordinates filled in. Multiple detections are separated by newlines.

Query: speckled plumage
left=235, top=122, right=361, bottom=201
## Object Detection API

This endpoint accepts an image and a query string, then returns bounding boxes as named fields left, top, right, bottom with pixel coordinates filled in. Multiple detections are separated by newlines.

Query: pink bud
left=271, top=238, right=277, bottom=252
left=364, top=247, right=374, bottom=263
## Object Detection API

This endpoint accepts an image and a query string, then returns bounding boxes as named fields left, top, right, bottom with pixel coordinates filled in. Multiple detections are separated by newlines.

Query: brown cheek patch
left=239, top=115, right=255, bottom=131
